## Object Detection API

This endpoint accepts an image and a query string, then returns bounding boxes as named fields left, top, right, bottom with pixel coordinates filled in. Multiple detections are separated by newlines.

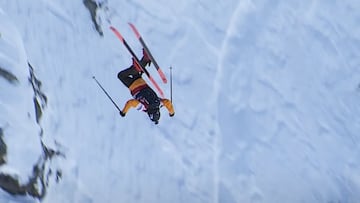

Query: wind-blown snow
left=0, top=0, right=360, bottom=203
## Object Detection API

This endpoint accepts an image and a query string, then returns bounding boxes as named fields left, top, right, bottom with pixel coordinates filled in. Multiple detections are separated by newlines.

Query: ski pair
left=109, top=23, right=166, bottom=98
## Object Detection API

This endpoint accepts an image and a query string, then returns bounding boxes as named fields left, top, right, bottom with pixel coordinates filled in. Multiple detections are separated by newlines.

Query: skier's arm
left=161, top=99, right=175, bottom=117
left=121, top=99, right=140, bottom=116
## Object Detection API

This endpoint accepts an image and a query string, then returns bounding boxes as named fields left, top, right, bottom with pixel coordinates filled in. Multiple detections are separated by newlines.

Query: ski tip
left=109, top=26, right=124, bottom=41
left=109, top=26, right=116, bottom=34
left=109, top=26, right=118, bottom=33
left=128, top=22, right=141, bottom=39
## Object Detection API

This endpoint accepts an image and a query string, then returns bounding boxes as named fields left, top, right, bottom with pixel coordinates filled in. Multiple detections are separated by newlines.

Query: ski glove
left=120, top=111, right=126, bottom=117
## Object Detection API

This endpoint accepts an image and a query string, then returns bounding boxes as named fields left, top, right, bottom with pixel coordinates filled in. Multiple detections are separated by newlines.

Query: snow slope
left=0, top=8, right=42, bottom=182
left=216, top=1, right=360, bottom=202
left=0, top=0, right=360, bottom=202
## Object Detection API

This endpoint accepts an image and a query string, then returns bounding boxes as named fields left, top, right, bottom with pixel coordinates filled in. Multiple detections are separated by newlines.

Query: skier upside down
left=118, top=49, right=175, bottom=124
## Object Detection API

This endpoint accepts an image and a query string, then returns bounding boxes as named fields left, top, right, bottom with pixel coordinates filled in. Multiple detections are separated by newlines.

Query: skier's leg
left=118, top=49, right=149, bottom=87
left=117, top=65, right=141, bottom=88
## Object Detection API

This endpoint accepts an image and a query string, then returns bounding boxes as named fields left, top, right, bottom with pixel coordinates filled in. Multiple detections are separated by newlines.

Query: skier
left=117, top=49, right=175, bottom=124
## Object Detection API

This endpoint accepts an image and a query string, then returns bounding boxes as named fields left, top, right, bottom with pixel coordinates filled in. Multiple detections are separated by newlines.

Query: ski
left=128, top=23, right=168, bottom=84
left=109, top=26, right=165, bottom=98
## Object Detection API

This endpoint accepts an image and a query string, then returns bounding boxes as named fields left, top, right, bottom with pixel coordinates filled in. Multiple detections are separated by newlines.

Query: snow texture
left=0, top=0, right=360, bottom=202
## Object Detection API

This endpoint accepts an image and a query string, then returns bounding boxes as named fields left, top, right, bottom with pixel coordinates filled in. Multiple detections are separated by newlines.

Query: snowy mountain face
left=0, top=0, right=360, bottom=203
left=0, top=7, right=63, bottom=202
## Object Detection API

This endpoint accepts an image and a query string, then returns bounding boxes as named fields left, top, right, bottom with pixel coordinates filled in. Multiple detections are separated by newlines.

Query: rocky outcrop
left=0, top=63, right=64, bottom=200
left=0, top=128, right=6, bottom=165
left=83, top=0, right=104, bottom=36
left=0, top=66, right=18, bottom=84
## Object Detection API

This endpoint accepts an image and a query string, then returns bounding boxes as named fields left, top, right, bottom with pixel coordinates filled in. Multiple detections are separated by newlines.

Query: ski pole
left=170, top=66, right=173, bottom=103
left=92, top=76, right=121, bottom=112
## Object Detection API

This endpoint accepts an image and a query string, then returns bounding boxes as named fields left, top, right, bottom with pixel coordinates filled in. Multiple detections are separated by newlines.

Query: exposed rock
left=28, top=63, right=47, bottom=124
left=0, top=128, right=6, bottom=165
left=0, top=67, right=18, bottom=84
left=83, top=0, right=104, bottom=36
left=0, top=63, right=64, bottom=200
left=0, top=143, right=64, bottom=200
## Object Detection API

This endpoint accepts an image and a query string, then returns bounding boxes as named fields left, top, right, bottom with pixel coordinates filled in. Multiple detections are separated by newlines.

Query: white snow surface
left=0, top=8, right=42, bottom=182
left=0, top=0, right=360, bottom=203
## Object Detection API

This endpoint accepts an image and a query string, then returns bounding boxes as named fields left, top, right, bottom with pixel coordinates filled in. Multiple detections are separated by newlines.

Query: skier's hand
left=120, top=111, right=126, bottom=117
left=169, top=112, right=175, bottom=117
